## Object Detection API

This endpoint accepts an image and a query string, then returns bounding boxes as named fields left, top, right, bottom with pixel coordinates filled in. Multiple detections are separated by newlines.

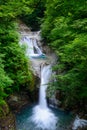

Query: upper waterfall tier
left=21, top=36, right=46, bottom=58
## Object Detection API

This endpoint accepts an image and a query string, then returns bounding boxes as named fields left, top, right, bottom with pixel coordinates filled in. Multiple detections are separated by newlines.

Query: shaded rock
left=48, top=94, right=62, bottom=108
left=7, top=92, right=31, bottom=113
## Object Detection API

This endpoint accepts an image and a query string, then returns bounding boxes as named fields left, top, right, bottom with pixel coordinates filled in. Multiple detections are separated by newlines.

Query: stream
left=16, top=23, right=87, bottom=130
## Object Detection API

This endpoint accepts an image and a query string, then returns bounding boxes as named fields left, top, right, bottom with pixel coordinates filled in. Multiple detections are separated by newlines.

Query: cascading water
left=33, top=39, right=42, bottom=54
left=22, top=36, right=46, bottom=59
left=16, top=27, right=79, bottom=130
left=23, top=37, right=34, bottom=56
left=20, top=35, right=58, bottom=130
left=31, top=65, right=57, bottom=130
left=39, top=65, right=51, bottom=108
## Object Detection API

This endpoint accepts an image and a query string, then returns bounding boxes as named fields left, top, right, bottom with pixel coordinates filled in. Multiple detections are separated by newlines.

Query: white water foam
left=72, top=115, right=87, bottom=130
left=31, top=105, right=57, bottom=130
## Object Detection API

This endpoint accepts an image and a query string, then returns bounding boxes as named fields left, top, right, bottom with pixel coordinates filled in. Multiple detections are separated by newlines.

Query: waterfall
left=39, top=65, right=52, bottom=109
left=19, top=29, right=58, bottom=129
left=21, top=36, right=46, bottom=58
left=17, top=27, right=77, bottom=130
left=17, top=25, right=87, bottom=130
left=23, top=37, right=34, bottom=56
left=33, top=39, right=42, bottom=54
left=30, top=65, right=57, bottom=130
left=21, top=35, right=57, bottom=130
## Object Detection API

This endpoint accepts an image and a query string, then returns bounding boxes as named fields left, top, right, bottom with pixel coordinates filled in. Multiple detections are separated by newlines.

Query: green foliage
left=0, top=0, right=32, bottom=19
left=0, top=21, right=33, bottom=93
left=0, top=55, right=13, bottom=98
left=0, top=54, right=13, bottom=114
left=0, top=0, right=33, bottom=115
left=42, top=0, right=87, bottom=110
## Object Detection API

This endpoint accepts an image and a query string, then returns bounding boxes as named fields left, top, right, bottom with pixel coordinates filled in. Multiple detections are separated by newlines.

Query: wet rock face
left=7, top=92, right=31, bottom=113
left=48, top=93, right=62, bottom=108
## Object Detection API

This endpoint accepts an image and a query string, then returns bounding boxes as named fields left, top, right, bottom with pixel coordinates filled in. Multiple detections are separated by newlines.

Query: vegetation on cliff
left=0, top=0, right=34, bottom=115
left=41, top=0, right=87, bottom=112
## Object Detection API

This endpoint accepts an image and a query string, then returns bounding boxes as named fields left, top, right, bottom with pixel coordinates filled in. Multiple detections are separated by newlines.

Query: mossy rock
left=0, top=100, right=16, bottom=130
left=0, top=112, right=16, bottom=130
left=0, top=100, right=9, bottom=117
